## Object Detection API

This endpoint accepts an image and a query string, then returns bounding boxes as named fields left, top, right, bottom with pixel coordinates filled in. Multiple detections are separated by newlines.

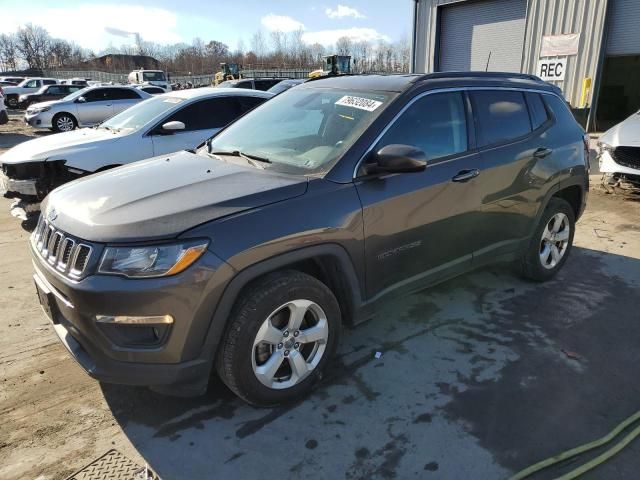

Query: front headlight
left=31, top=106, right=50, bottom=113
left=98, top=240, right=209, bottom=278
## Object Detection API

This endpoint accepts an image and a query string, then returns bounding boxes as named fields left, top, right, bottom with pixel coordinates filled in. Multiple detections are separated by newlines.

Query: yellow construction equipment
left=309, top=55, right=352, bottom=78
left=214, top=63, right=242, bottom=85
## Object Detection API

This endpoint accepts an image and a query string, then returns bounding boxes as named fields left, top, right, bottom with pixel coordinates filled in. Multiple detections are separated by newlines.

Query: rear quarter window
left=472, top=90, right=532, bottom=147
left=525, top=92, right=549, bottom=130
left=543, top=94, right=577, bottom=126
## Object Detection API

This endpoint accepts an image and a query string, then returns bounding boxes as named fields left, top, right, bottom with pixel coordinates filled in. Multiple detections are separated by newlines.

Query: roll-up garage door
left=438, top=0, right=527, bottom=72
left=605, top=0, right=640, bottom=56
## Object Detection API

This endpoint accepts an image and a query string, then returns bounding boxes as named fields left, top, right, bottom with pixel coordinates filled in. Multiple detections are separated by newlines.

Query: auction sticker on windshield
left=335, top=95, right=383, bottom=112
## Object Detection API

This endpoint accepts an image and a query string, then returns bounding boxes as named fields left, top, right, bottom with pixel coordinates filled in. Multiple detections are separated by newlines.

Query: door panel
left=470, top=90, right=545, bottom=263
left=355, top=91, right=482, bottom=299
left=76, top=89, right=113, bottom=125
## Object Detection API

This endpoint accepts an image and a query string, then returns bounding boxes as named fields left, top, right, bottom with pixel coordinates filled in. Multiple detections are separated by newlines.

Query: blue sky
left=0, top=0, right=413, bottom=52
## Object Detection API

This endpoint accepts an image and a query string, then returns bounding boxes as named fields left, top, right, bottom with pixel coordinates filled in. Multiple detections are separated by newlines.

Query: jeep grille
left=32, top=215, right=92, bottom=278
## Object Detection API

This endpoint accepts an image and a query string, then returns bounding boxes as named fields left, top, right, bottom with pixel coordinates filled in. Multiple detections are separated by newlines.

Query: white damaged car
left=598, top=111, right=640, bottom=193
left=0, top=88, right=272, bottom=217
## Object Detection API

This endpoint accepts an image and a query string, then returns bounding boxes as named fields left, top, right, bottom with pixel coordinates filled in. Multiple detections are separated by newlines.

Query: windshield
left=205, top=87, right=393, bottom=175
left=143, top=71, right=166, bottom=82
left=100, top=95, right=184, bottom=131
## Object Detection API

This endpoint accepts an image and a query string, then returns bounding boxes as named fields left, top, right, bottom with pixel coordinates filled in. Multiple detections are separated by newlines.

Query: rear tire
left=216, top=270, right=341, bottom=407
left=52, top=113, right=77, bottom=132
left=520, top=197, right=575, bottom=282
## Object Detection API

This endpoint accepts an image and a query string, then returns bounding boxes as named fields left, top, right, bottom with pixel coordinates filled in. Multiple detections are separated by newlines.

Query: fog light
left=95, top=314, right=174, bottom=325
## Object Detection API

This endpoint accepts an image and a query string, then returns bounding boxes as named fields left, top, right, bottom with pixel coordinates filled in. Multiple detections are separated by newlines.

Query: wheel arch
left=201, top=244, right=365, bottom=362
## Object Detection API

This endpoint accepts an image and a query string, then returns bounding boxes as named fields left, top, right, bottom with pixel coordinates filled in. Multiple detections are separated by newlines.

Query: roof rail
left=421, top=71, right=543, bottom=82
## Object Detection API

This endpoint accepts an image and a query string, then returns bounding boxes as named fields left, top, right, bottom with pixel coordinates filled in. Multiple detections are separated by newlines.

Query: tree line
left=0, top=23, right=410, bottom=75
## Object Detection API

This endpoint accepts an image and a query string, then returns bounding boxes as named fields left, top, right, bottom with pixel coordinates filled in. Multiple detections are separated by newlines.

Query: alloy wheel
left=539, top=212, right=570, bottom=269
left=56, top=116, right=75, bottom=131
left=252, top=299, right=329, bottom=390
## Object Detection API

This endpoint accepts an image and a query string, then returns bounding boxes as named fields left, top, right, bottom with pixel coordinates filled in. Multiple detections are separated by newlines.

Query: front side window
left=165, top=97, right=241, bottom=131
left=25, top=80, right=39, bottom=88
left=83, top=89, right=109, bottom=102
left=206, top=87, right=393, bottom=175
left=238, top=95, right=267, bottom=113
left=472, top=90, right=532, bottom=147
left=47, top=86, right=63, bottom=95
left=43, top=79, right=56, bottom=85
left=376, top=92, right=468, bottom=161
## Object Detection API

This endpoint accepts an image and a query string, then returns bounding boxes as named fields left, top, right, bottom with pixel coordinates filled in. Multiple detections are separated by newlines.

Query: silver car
left=24, top=85, right=151, bottom=132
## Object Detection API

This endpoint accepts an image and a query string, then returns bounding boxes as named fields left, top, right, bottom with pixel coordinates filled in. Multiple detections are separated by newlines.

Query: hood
left=600, top=112, right=640, bottom=147
left=43, top=151, right=308, bottom=242
left=0, top=128, right=122, bottom=165
left=27, top=99, right=61, bottom=110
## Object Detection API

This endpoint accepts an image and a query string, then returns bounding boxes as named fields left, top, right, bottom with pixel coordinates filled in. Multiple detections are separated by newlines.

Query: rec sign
left=537, top=58, right=567, bottom=81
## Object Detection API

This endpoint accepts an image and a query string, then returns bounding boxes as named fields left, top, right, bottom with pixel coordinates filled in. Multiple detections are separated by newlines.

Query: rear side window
left=472, top=90, right=532, bottom=147
left=166, top=97, right=242, bottom=130
left=254, top=80, right=279, bottom=91
left=237, top=96, right=267, bottom=113
left=108, top=88, right=141, bottom=100
left=43, top=79, right=56, bottom=85
left=236, top=80, right=253, bottom=89
left=526, top=92, right=549, bottom=129
left=376, top=92, right=468, bottom=161
left=47, top=86, right=63, bottom=95
left=543, top=94, right=577, bottom=126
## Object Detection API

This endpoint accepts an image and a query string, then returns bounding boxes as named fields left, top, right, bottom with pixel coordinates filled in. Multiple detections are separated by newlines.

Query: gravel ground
left=1, top=112, right=639, bottom=479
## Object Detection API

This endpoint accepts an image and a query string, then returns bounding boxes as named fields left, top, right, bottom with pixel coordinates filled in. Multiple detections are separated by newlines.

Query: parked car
left=28, top=72, right=588, bottom=406
left=0, top=90, right=7, bottom=125
left=18, top=84, right=85, bottom=109
left=60, top=78, right=89, bottom=87
left=267, top=78, right=306, bottom=95
left=24, top=85, right=151, bottom=132
left=598, top=111, right=640, bottom=192
left=2, top=78, right=59, bottom=108
left=0, top=76, right=25, bottom=85
left=0, top=88, right=271, bottom=207
left=218, top=78, right=285, bottom=91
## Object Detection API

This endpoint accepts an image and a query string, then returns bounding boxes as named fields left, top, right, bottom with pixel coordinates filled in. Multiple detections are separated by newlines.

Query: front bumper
left=24, top=111, right=53, bottom=129
left=31, top=241, right=234, bottom=394
left=0, top=171, right=38, bottom=196
left=598, top=150, right=640, bottom=176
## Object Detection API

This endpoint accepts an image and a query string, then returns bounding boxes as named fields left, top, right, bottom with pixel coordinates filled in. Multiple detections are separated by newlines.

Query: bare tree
left=0, top=33, right=19, bottom=71
left=251, top=30, right=267, bottom=63
left=335, top=36, right=353, bottom=57
left=16, top=24, right=51, bottom=69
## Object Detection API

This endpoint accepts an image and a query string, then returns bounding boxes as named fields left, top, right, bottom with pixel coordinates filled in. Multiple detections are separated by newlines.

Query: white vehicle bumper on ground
left=0, top=171, right=38, bottom=196
left=598, top=149, right=640, bottom=176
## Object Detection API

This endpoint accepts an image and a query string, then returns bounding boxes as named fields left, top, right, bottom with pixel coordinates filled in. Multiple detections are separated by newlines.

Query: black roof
left=303, top=71, right=561, bottom=95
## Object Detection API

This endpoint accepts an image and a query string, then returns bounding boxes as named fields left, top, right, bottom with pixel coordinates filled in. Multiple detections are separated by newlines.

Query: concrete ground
left=1, top=112, right=639, bottom=479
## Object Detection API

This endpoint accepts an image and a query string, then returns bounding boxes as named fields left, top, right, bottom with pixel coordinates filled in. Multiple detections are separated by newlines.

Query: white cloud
left=260, top=14, right=305, bottom=33
left=302, top=27, right=389, bottom=46
left=0, top=4, right=182, bottom=51
left=325, top=5, right=366, bottom=19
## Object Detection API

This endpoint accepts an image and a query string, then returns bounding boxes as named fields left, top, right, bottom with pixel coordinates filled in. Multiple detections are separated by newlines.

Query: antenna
left=485, top=51, right=492, bottom=72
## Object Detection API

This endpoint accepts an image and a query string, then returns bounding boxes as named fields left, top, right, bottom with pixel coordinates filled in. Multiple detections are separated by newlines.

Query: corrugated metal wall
left=414, top=0, right=609, bottom=108
left=521, top=0, right=608, bottom=107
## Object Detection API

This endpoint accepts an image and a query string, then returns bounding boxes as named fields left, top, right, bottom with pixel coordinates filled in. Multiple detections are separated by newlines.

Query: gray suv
left=31, top=73, right=589, bottom=406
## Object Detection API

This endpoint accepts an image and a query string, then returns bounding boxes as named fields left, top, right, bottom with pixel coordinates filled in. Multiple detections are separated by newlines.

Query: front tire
left=6, top=95, right=18, bottom=108
left=520, top=197, right=575, bottom=282
left=52, top=113, right=77, bottom=132
left=216, top=271, right=341, bottom=407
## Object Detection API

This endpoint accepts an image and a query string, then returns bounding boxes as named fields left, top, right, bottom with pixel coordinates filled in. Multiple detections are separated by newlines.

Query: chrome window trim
left=352, top=86, right=566, bottom=179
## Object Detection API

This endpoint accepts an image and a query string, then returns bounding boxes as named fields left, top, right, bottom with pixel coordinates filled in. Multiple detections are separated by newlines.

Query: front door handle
left=452, top=169, right=480, bottom=182
left=534, top=147, right=553, bottom=159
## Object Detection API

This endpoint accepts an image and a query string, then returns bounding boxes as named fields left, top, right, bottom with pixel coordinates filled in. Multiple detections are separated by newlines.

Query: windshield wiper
left=210, top=150, right=271, bottom=164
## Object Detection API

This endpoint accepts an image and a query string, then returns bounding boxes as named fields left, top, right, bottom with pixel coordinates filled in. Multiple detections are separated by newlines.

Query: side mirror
left=161, top=121, right=185, bottom=132
left=366, top=144, right=427, bottom=174
left=76, top=96, right=86, bottom=103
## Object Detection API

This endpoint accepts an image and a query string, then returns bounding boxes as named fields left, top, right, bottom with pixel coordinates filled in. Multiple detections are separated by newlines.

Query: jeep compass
left=30, top=73, right=589, bottom=406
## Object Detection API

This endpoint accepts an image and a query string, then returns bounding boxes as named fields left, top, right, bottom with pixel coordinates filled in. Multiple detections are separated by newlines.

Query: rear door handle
left=534, top=147, right=553, bottom=159
left=452, top=169, right=480, bottom=182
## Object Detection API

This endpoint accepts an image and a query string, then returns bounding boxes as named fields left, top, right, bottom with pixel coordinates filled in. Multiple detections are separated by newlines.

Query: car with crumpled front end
left=598, top=111, right=640, bottom=193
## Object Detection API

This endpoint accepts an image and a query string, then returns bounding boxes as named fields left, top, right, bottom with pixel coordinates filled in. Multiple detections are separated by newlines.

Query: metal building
left=411, top=0, right=640, bottom=131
